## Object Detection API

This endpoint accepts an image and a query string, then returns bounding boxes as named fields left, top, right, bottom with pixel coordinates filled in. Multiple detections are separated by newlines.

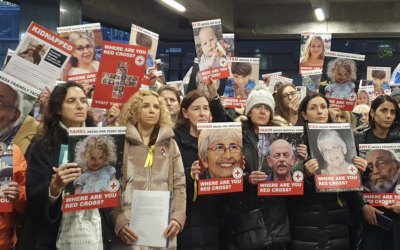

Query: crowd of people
left=2, top=73, right=400, bottom=250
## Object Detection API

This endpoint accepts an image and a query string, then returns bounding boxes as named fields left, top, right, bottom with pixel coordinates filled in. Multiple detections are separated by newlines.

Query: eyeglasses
left=282, top=91, right=296, bottom=100
left=76, top=44, right=93, bottom=51
left=208, top=144, right=241, bottom=156
left=0, top=102, right=18, bottom=112
left=321, top=144, right=341, bottom=156
left=367, top=160, right=397, bottom=171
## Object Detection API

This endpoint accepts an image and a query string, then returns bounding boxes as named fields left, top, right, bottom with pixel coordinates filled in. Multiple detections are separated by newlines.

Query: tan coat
left=111, top=124, right=186, bottom=250
left=13, top=116, right=40, bottom=155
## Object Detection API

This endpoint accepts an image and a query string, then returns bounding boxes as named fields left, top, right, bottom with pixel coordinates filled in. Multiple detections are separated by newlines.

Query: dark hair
left=158, top=86, right=181, bottom=104
left=296, top=92, right=333, bottom=126
left=274, top=81, right=283, bottom=92
left=369, top=95, right=400, bottom=129
left=274, top=83, right=296, bottom=124
left=178, top=90, right=210, bottom=130
left=136, top=32, right=153, bottom=49
left=231, top=62, right=252, bottom=77
left=371, top=70, right=386, bottom=80
left=37, top=81, right=94, bottom=148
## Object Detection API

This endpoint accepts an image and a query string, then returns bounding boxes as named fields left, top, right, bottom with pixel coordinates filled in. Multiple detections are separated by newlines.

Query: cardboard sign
left=299, top=32, right=331, bottom=75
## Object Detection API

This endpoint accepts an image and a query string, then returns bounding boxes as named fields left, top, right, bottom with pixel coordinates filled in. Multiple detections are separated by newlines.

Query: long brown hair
left=178, top=90, right=210, bottom=130
left=274, top=83, right=296, bottom=124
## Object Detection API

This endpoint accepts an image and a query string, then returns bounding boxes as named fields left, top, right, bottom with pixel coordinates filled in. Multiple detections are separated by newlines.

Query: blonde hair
left=75, top=135, right=117, bottom=171
left=355, top=89, right=370, bottom=106
left=300, top=36, right=324, bottom=64
left=327, top=58, right=357, bottom=83
left=119, top=90, right=174, bottom=128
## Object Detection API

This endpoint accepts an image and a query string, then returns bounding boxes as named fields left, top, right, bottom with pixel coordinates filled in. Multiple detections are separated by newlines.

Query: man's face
left=0, top=81, right=20, bottom=136
left=199, top=27, right=217, bottom=57
left=319, top=136, right=346, bottom=168
left=203, top=138, right=241, bottom=179
left=233, top=74, right=251, bottom=88
left=35, top=45, right=42, bottom=53
left=366, top=149, right=400, bottom=192
left=160, top=90, right=180, bottom=118
left=267, top=140, right=295, bottom=179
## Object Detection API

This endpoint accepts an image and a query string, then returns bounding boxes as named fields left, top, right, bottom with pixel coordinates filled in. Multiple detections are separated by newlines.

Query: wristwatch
left=210, top=94, right=219, bottom=101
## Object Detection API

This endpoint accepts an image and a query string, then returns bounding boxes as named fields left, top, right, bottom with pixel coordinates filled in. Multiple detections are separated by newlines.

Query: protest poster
left=223, top=57, right=260, bottom=108
left=357, top=85, right=374, bottom=105
left=261, top=72, right=282, bottom=88
left=62, top=127, right=126, bottom=212
left=166, top=80, right=183, bottom=92
left=360, top=144, right=400, bottom=206
left=268, top=74, right=293, bottom=94
left=296, top=86, right=307, bottom=101
left=390, top=63, right=400, bottom=85
left=299, top=32, right=331, bottom=74
left=0, top=72, right=40, bottom=212
left=321, top=51, right=365, bottom=111
left=301, top=69, right=323, bottom=95
left=91, top=41, right=148, bottom=109
left=129, top=24, right=159, bottom=68
left=197, top=122, right=243, bottom=195
left=307, top=123, right=362, bottom=192
left=257, top=127, right=304, bottom=196
left=57, top=23, right=103, bottom=84
left=223, top=33, right=234, bottom=58
left=366, top=66, right=391, bottom=95
left=192, top=19, right=230, bottom=83
left=4, top=22, right=76, bottom=91
left=1, top=49, right=14, bottom=70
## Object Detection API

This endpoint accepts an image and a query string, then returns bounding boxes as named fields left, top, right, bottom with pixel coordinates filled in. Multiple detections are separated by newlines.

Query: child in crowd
left=20, top=49, right=34, bottom=63
left=300, top=36, right=325, bottom=66
left=224, top=62, right=255, bottom=98
left=325, top=58, right=356, bottom=99
left=367, top=70, right=390, bottom=93
left=198, top=26, right=221, bottom=71
left=136, top=32, right=154, bottom=67
left=74, top=135, right=117, bottom=194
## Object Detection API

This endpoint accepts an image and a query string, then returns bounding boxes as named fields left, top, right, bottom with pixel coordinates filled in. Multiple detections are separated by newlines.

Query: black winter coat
left=175, top=126, right=220, bottom=250
left=16, top=126, right=113, bottom=250
left=210, top=98, right=290, bottom=249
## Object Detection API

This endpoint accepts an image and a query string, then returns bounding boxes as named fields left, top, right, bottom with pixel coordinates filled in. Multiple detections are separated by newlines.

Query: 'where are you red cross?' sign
left=327, top=92, right=357, bottom=111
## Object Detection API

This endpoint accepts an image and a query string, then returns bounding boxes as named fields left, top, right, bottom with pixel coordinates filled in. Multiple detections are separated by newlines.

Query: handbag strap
left=168, top=139, right=174, bottom=192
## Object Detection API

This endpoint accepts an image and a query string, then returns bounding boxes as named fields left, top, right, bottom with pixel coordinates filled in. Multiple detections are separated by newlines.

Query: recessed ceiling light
left=162, top=0, right=186, bottom=12
left=315, top=8, right=325, bottom=21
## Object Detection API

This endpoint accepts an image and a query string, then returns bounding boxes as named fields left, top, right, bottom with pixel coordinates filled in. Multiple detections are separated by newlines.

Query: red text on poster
left=363, top=193, right=400, bottom=207
left=200, top=64, right=230, bottom=82
left=258, top=181, right=303, bottom=196
left=67, top=73, right=97, bottom=85
left=63, top=191, right=119, bottom=212
left=328, top=98, right=356, bottom=111
left=198, top=178, right=243, bottom=195
left=225, top=97, right=247, bottom=108
left=316, top=174, right=361, bottom=189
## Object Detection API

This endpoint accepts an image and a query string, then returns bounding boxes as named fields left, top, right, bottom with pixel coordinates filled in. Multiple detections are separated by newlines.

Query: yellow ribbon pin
left=144, top=146, right=155, bottom=168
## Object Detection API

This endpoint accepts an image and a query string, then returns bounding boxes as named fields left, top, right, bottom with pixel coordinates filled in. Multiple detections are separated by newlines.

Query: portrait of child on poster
left=192, top=19, right=230, bottom=83
left=301, top=69, right=322, bottom=95
left=299, top=32, right=331, bottom=74
left=129, top=24, right=159, bottom=68
left=268, top=74, right=293, bottom=94
left=321, top=51, right=365, bottom=111
left=222, top=33, right=235, bottom=58
left=257, top=127, right=305, bottom=196
left=307, top=123, right=362, bottom=193
left=57, top=23, right=103, bottom=84
left=360, top=144, right=400, bottom=206
left=62, top=127, right=126, bottom=212
left=197, top=122, right=244, bottom=195
left=223, top=57, right=259, bottom=108
left=366, top=66, right=391, bottom=95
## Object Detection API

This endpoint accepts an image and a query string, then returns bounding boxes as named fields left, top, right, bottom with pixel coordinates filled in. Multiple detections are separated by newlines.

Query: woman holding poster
left=285, top=92, right=374, bottom=250
left=111, top=90, right=186, bottom=249
left=353, top=95, right=400, bottom=250
left=18, top=82, right=113, bottom=250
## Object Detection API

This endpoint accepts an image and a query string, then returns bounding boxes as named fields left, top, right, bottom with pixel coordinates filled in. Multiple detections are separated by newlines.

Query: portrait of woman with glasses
left=67, top=32, right=99, bottom=77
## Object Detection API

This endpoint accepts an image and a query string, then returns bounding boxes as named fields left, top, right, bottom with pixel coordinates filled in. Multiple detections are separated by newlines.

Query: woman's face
left=319, top=136, right=346, bottom=168
left=139, top=95, right=160, bottom=127
left=59, top=87, right=88, bottom=128
left=250, top=104, right=271, bottom=126
left=87, top=149, right=105, bottom=172
left=182, top=97, right=210, bottom=129
left=302, top=97, right=329, bottom=123
left=73, top=38, right=93, bottom=66
left=335, top=111, right=347, bottom=123
left=371, top=101, right=396, bottom=129
left=310, top=38, right=323, bottom=58
left=357, top=92, right=369, bottom=105
left=282, top=86, right=296, bottom=108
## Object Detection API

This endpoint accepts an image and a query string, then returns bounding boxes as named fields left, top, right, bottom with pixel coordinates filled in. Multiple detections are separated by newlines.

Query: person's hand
left=385, top=202, right=400, bottom=214
left=148, top=68, right=159, bottom=86
left=119, top=224, right=138, bottom=243
left=249, top=171, right=268, bottom=185
left=38, top=86, right=52, bottom=106
left=3, top=182, right=20, bottom=200
left=289, top=96, right=301, bottom=115
left=50, top=163, right=81, bottom=196
left=304, top=159, right=319, bottom=177
left=108, top=103, right=120, bottom=126
left=353, top=156, right=368, bottom=175
left=206, top=77, right=218, bottom=98
left=329, top=104, right=341, bottom=121
left=235, top=103, right=245, bottom=115
left=79, top=82, right=92, bottom=97
left=204, top=50, right=217, bottom=70
left=191, top=161, right=201, bottom=181
left=164, top=220, right=180, bottom=239
left=297, top=144, right=308, bottom=161
left=220, top=96, right=226, bottom=109
left=362, top=204, right=383, bottom=226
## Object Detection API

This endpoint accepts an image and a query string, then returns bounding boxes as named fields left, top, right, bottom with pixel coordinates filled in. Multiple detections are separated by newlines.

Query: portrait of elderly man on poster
left=364, top=149, right=400, bottom=193
left=266, top=139, right=296, bottom=181
left=198, top=128, right=243, bottom=179
left=0, top=80, right=22, bottom=145
left=317, top=130, right=353, bottom=175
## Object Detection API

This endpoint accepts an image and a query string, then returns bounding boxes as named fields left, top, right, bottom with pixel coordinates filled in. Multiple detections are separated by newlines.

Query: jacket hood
left=126, top=123, right=175, bottom=146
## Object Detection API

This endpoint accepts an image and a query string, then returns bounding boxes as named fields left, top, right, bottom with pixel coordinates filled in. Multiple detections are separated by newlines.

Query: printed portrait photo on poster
left=366, top=67, right=391, bottom=95
left=222, top=33, right=235, bottom=58
left=129, top=24, right=159, bottom=68
left=301, top=69, right=323, bottom=95
left=299, top=32, right=331, bottom=74
left=268, top=74, right=293, bottom=94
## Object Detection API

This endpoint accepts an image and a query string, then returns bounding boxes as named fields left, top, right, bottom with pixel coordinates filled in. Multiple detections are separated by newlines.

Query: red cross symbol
left=235, top=170, right=241, bottom=176
left=110, top=182, right=117, bottom=189
left=0, top=146, right=2, bottom=152
left=350, top=94, right=355, bottom=99
left=221, top=59, right=226, bottom=66
left=350, top=167, right=355, bottom=172
left=397, top=187, right=400, bottom=192
left=296, top=173, right=301, bottom=179
left=138, top=58, right=142, bottom=64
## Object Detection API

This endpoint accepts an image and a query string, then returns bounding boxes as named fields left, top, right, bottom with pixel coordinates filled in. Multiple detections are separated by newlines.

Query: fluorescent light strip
left=315, top=8, right=325, bottom=21
left=162, top=0, right=186, bottom=12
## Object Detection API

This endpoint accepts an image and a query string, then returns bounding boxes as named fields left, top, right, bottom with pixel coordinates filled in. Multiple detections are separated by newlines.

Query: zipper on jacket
left=320, top=194, right=327, bottom=249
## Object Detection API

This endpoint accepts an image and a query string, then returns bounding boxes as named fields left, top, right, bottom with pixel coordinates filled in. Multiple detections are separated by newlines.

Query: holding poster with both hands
left=307, top=123, right=362, bottom=192
left=257, top=127, right=305, bottom=196
left=196, top=122, right=244, bottom=195
left=62, top=127, right=126, bottom=212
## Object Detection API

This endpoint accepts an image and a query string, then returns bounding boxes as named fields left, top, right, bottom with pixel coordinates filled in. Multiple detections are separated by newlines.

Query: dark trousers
left=362, top=222, right=393, bottom=250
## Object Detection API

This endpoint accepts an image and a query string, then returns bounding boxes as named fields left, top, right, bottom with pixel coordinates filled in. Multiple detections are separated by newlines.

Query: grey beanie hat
left=391, top=88, right=400, bottom=99
left=244, top=84, right=275, bottom=117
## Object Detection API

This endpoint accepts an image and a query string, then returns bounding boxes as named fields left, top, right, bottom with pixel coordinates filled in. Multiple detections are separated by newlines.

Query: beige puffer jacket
left=111, top=124, right=186, bottom=250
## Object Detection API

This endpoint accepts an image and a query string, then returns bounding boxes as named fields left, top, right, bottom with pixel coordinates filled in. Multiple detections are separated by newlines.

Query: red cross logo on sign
left=135, top=55, right=145, bottom=66
left=0, top=142, right=5, bottom=156
left=221, top=59, right=227, bottom=67
left=293, top=171, right=303, bottom=182
left=108, top=180, right=120, bottom=192
left=347, top=164, right=358, bottom=175
left=232, top=167, right=243, bottom=179
left=396, top=184, right=400, bottom=195
left=349, top=93, right=356, bottom=101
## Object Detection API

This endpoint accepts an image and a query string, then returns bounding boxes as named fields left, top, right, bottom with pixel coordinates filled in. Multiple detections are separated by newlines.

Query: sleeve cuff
left=48, top=186, right=61, bottom=205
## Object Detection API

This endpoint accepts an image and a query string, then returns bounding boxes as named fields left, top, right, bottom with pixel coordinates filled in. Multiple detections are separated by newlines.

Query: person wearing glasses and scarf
left=273, top=83, right=301, bottom=126
left=68, top=32, right=99, bottom=76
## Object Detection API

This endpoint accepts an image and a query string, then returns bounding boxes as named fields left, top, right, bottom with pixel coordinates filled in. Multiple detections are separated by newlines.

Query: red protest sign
left=315, top=174, right=361, bottom=189
left=62, top=191, right=119, bottom=212
left=258, top=181, right=303, bottom=196
left=198, top=178, right=243, bottom=195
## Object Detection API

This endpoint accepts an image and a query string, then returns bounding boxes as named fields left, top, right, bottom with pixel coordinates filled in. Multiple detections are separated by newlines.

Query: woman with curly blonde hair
left=325, top=58, right=357, bottom=100
left=111, top=90, right=186, bottom=249
left=300, top=36, right=325, bottom=66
